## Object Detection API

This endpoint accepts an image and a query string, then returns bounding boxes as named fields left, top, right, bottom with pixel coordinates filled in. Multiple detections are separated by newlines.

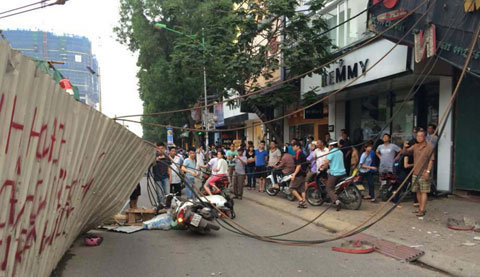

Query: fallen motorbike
left=167, top=194, right=220, bottom=234
left=200, top=173, right=236, bottom=219
left=305, top=173, right=364, bottom=210
left=265, top=169, right=296, bottom=201
left=379, top=172, right=397, bottom=202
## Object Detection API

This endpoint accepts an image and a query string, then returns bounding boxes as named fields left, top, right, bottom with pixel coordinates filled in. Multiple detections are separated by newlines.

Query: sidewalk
left=242, top=190, right=480, bottom=277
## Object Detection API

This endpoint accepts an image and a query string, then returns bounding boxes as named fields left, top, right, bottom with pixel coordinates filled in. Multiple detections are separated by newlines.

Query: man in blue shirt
left=255, top=141, right=268, bottom=192
left=320, top=141, right=346, bottom=211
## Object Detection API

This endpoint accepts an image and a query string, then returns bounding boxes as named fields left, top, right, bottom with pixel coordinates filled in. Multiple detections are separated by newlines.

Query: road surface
left=53, top=195, right=445, bottom=277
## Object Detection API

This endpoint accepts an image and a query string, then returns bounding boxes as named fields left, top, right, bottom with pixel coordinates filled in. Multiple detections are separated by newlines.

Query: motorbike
left=167, top=195, right=220, bottom=234
left=200, top=172, right=236, bottom=219
left=305, top=172, right=364, bottom=210
left=265, top=169, right=296, bottom=201
left=379, top=172, right=398, bottom=202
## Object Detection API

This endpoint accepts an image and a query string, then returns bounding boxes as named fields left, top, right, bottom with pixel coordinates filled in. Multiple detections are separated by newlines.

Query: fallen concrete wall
left=0, top=41, right=155, bottom=276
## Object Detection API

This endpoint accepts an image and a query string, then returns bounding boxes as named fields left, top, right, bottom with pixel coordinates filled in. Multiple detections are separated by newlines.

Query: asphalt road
left=53, top=197, right=445, bottom=277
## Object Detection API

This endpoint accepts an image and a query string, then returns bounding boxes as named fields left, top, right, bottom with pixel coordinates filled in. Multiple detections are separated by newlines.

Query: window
left=323, top=0, right=369, bottom=50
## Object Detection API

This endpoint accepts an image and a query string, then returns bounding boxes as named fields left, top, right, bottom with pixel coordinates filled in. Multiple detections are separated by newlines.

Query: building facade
left=3, top=30, right=101, bottom=110
left=295, top=0, right=480, bottom=193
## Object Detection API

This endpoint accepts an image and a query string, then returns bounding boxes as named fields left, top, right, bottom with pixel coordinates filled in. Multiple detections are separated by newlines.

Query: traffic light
left=197, top=131, right=203, bottom=135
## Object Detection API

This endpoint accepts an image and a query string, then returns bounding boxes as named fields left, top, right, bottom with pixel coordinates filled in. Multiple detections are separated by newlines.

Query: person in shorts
left=290, top=142, right=308, bottom=208
left=402, top=129, right=434, bottom=217
left=255, top=141, right=268, bottom=192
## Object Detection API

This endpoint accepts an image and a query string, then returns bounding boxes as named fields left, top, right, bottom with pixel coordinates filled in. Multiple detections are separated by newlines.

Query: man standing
left=325, top=133, right=333, bottom=144
left=340, top=130, right=352, bottom=175
left=196, top=145, right=206, bottom=176
left=426, top=124, right=439, bottom=146
left=403, top=130, right=435, bottom=217
left=226, top=143, right=238, bottom=186
left=320, top=141, right=346, bottom=211
left=376, top=133, right=402, bottom=175
left=182, top=149, right=198, bottom=199
left=290, top=142, right=308, bottom=208
left=314, top=139, right=329, bottom=182
left=268, top=141, right=281, bottom=169
left=233, top=149, right=247, bottom=199
left=151, top=143, right=170, bottom=203
left=288, top=138, right=297, bottom=155
left=255, top=141, right=268, bottom=192
left=169, top=146, right=184, bottom=196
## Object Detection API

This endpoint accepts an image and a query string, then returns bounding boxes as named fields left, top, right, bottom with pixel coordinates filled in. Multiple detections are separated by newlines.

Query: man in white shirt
left=204, top=151, right=228, bottom=195
left=314, top=139, right=329, bottom=182
left=168, top=147, right=184, bottom=196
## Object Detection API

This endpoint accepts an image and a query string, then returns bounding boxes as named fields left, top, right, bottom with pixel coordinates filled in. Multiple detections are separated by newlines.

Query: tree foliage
left=115, top=0, right=332, bottom=144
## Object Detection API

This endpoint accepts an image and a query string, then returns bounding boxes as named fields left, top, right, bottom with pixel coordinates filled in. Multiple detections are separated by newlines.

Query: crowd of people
left=144, top=124, right=437, bottom=216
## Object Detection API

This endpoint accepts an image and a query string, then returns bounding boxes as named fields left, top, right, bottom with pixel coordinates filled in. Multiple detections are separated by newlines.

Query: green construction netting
left=35, top=60, right=80, bottom=101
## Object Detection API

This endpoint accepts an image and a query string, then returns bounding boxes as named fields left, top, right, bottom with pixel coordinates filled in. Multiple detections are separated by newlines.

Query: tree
left=115, top=0, right=332, bottom=144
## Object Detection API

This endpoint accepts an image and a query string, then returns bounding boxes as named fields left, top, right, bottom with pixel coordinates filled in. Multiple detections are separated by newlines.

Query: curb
left=242, top=192, right=480, bottom=277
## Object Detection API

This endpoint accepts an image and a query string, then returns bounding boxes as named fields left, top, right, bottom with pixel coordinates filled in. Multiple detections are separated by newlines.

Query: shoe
left=297, top=201, right=307, bottom=209
left=335, top=201, right=342, bottom=211
left=416, top=210, right=426, bottom=217
left=370, top=198, right=376, bottom=202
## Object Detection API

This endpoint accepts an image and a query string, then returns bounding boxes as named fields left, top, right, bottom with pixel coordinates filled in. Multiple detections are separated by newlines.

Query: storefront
left=301, top=38, right=454, bottom=192
left=284, top=103, right=329, bottom=142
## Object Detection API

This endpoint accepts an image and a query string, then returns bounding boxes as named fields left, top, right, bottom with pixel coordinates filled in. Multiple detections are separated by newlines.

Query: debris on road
left=332, top=240, right=375, bottom=254
left=100, top=225, right=144, bottom=234
left=447, top=218, right=475, bottom=231
left=84, top=234, right=104, bottom=246
left=143, top=214, right=173, bottom=230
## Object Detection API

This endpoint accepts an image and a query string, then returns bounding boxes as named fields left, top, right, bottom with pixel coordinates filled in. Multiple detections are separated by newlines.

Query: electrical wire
left=0, top=1, right=47, bottom=15
left=148, top=3, right=480, bottom=245
left=0, top=0, right=67, bottom=20
left=112, top=0, right=410, bottom=121
left=116, top=0, right=428, bottom=132
left=142, top=0, right=475, bottom=246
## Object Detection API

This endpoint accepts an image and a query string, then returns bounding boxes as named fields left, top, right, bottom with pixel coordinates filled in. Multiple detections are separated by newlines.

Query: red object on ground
left=349, top=233, right=425, bottom=262
left=332, top=240, right=375, bottom=254
left=447, top=218, right=475, bottom=231
left=448, top=224, right=475, bottom=231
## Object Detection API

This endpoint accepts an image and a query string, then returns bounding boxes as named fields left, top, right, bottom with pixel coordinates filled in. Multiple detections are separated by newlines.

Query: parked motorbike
left=379, top=172, right=397, bottom=202
left=200, top=173, right=236, bottom=219
left=265, top=169, right=296, bottom=201
left=305, top=173, right=364, bottom=210
left=167, top=195, right=220, bottom=234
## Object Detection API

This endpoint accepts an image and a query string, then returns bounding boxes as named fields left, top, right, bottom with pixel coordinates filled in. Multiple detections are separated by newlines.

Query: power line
left=0, top=1, right=46, bottom=16
left=0, top=0, right=67, bottom=20
left=116, top=1, right=428, bottom=133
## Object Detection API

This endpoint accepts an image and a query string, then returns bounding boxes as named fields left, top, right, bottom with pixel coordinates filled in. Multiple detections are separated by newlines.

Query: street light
left=154, top=23, right=209, bottom=148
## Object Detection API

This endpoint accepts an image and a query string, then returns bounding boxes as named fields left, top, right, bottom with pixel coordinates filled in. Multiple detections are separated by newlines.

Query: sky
left=0, top=0, right=144, bottom=137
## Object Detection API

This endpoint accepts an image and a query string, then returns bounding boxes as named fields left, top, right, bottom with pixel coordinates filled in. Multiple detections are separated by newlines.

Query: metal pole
left=203, top=65, right=208, bottom=148
left=202, top=27, right=208, bottom=148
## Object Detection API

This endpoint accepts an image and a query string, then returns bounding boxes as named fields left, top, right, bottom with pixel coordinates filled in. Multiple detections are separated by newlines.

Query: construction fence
left=0, top=41, right=155, bottom=276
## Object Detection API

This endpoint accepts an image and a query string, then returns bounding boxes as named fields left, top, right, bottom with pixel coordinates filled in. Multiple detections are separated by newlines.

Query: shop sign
left=370, top=0, right=480, bottom=75
left=321, top=59, right=369, bottom=87
left=414, top=24, right=436, bottom=63
left=304, top=103, right=324, bottom=119
left=328, top=125, right=335, bottom=132
left=376, top=9, right=409, bottom=22
left=465, top=0, right=480, bottom=12
left=301, top=39, right=409, bottom=95
left=167, top=128, right=174, bottom=145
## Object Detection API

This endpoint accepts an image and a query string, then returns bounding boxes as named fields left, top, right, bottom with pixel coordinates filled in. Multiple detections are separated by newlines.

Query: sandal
left=297, top=201, right=307, bottom=209
left=416, top=210, right=426, bottom=217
